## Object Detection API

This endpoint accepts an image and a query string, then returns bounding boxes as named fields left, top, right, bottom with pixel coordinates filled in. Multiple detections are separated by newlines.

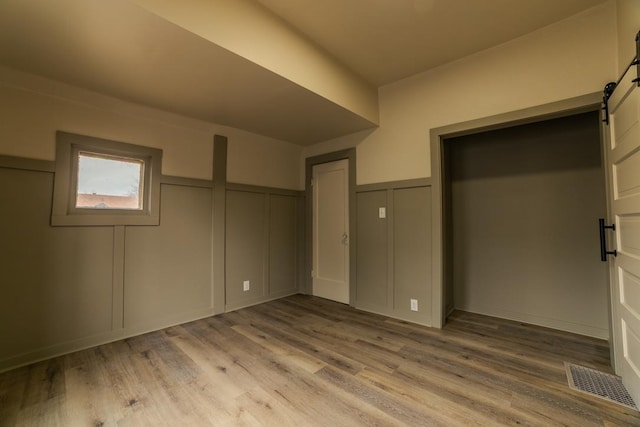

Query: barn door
left=604, top=64, right=640, bottom=404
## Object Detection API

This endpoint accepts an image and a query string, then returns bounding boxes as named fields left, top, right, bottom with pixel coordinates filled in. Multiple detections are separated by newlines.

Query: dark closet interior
left=443, top=111, right=609, bottom=338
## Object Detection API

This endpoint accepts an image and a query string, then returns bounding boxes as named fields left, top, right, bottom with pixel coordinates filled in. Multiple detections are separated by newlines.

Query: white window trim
left=52, top=131, right=162, bottom=226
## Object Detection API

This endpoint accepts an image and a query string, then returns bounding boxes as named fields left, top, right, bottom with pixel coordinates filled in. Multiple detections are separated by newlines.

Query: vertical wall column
left=214, top=134, right=303, bottom=314
left=212, top=135, right=227, bottom=314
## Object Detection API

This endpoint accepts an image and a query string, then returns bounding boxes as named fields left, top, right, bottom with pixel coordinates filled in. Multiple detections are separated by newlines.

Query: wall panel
left=226, top=190, right=268, bottom=308
left=394, top=186, right=431, bottom=323
left=124, top=184, right=213, bottom=329
left=0, top=168, right=113, bottom=367
left=355, top=181, right=432, bottom=325
left=225, top=187, right=302, bottom=310
left=356, top=191, right=388, bottom=307
left=269, top=194, right=298, bottom=297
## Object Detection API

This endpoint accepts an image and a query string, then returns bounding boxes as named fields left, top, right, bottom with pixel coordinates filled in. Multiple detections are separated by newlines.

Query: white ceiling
left=0, top=0, right=608, bottom=145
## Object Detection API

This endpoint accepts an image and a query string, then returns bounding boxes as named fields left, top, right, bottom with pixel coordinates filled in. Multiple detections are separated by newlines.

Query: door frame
left=305, top=149, right=357, bottom=305
left=429, top=92, right=606, bottom=329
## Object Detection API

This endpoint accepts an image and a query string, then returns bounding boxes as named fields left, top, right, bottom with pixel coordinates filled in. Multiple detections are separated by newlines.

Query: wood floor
left=1, top=295, right=638, bottom=426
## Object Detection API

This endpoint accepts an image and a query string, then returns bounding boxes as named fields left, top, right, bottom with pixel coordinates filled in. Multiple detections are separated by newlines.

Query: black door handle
left=599, top=218, right=617, bottom=261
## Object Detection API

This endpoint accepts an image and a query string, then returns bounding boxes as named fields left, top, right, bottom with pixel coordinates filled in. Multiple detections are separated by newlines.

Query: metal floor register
left=565, top=362, right=638, bottom=411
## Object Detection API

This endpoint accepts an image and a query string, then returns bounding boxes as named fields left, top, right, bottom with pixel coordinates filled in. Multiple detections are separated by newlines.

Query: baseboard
left=225, top=291, right=299, bottom=312
left=455, top=304, right=609, bottom=339
left=0, top=306, right=217, bottom=374
left=355, top=301, right=432, bottom=327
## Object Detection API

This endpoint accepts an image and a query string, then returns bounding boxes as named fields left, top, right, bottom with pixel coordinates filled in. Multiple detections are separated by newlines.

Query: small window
left=76, top=152, right=144, bottom=210
left=52, top=132, right=162, bottom=226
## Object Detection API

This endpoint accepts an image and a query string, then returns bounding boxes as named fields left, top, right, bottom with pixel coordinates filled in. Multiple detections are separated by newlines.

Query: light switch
left=243, top=280, right=250, bottom=291
left=379, top=207, right=386, bottom=218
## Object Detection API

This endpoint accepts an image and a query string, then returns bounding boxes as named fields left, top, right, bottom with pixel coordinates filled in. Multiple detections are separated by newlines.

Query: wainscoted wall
left=0, top=68, right=309, bottom=371
left=0, top=165, right=114, bottom=365
left=225, top=185, right=303, bottom=311
left=0, top=156, right=216, bottom=371
left=124, top=183, right=213, bottom=330
left=355, top=179, right=432, bottom=325
left=0, top=154, right=303, bottom=372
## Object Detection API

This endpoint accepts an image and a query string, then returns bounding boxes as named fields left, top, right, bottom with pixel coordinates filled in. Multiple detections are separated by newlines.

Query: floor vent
left=565, top=362, right=638, bottom=411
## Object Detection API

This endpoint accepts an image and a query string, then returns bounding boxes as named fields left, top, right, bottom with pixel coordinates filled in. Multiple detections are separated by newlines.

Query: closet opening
left=441, top=110, right=610, bottom=339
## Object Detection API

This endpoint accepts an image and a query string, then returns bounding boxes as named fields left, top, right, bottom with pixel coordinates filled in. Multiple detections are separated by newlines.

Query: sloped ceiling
left=0, top=0, right=607, bottom=145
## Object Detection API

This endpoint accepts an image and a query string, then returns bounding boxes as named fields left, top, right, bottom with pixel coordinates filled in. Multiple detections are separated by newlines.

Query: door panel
left=612, top=86, right=639, bottom=150
left=606, top=68, right=640, bottom=403
left=317, top=169, right=345, bottom=282
left=614, top=151, right=640, bottom=198
left=619, top=216, right=640, bottom=257
left=312, top=159, right=349, bottom=304
left=621, top=269, right=640, bottom=319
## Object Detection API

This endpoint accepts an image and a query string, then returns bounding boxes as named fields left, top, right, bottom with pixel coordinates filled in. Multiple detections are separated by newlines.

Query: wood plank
left=0, top=295, right=638, bottom=426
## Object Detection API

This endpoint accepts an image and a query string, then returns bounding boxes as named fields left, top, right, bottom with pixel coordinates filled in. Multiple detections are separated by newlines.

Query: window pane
left=76, top=153, right=144, bottom=210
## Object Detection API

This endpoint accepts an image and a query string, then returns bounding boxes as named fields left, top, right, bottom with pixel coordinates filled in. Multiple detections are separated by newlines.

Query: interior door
left=312, top=159, right=349, bottom=304
left=605, top=68, right=640, bottom=404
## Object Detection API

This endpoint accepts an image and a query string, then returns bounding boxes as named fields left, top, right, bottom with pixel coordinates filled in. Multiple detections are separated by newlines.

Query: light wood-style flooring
left=1, top=295, right=639, bottom=426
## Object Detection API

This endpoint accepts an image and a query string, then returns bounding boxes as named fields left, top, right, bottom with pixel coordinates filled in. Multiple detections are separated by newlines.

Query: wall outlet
left=379, top=207, right=386, bottom=219
left=243, top=280, right=250, bottom=291
left=410, top=299, right=418, bottom=311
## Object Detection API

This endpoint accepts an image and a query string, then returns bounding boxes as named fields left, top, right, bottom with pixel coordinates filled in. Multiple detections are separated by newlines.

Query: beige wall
left=303, top=1, right=617, bottom=185
left=0, top=65, right=304, bottom=371
left=226, top=132, right=301, bottom=189
left=616, top=0, right=640, bottom=75
left=3, top=2, right=622, bottom=192
left=0, top=66, right=302, bottom=189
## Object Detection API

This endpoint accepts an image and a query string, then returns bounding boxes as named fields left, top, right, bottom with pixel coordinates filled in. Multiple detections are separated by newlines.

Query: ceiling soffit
left=0, top=0, right=378, bottom=145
